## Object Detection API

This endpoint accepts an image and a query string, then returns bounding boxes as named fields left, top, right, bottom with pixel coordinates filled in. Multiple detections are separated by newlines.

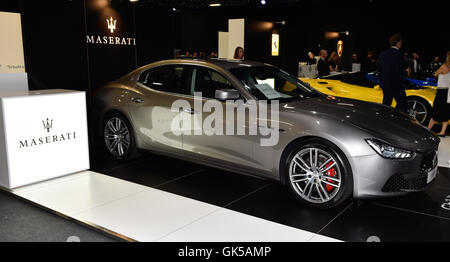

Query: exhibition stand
left=0, top=76, right=339, bottom=241
left=0, top=89, right=90, bottom=189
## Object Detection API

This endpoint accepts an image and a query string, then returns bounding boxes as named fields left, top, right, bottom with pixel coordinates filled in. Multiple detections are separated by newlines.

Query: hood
left=283, top=95, right=439, bottom=152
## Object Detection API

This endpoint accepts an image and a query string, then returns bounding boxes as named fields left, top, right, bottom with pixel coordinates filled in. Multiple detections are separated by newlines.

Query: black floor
left=0, top=191, right=117, bottom=242
left=90, top=143, right=450, bottom=242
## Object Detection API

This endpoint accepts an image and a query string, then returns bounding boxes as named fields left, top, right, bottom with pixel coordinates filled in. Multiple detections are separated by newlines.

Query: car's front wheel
left=284, top=139, right=352, bottom=209
left=407, top=97, right=431, bottom=125
left=103, top=112, right=135, bottom=160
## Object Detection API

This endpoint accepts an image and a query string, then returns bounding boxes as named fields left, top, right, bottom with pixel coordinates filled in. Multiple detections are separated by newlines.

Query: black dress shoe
left=438, top=134, right=446, bottom=137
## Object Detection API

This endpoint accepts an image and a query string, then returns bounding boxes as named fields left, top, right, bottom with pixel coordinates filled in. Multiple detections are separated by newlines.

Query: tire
left=407, top=97, right=432, bottom=126
left=284, top=139, right=353, bottom=209
left=102, top=112, right=136, bottom=160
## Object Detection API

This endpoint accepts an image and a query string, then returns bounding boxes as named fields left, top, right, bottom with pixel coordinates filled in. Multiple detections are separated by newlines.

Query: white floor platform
left=11, top=171, right=341, bottom=242
left=438, top=137, right=450, bottom=168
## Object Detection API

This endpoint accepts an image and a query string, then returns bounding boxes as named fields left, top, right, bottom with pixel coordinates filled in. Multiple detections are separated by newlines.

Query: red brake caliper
left=325, top=161, right=336, bottom=192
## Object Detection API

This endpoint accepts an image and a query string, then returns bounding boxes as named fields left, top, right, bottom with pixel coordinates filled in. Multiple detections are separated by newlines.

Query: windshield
left=229, top=65, right=321, bottom=101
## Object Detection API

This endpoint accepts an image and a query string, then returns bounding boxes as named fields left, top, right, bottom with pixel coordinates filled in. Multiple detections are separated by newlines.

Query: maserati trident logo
left=106, top=17, right=116, bottom=33
left=42, top=118, right=53, bottom=132
left=19, top=118, right=77, bottom=149
left=86, top=15, right=136, bottom=46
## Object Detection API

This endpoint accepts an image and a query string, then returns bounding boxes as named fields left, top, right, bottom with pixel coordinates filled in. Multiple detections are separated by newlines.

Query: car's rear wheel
left=284, top=139, right=352, bottom=209
left=407, top=97, right=431, bottom=125
left=103, top=113, right=135, bottom=160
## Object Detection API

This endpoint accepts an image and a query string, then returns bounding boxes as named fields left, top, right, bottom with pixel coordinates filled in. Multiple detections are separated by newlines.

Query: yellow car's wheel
left=406, top=97, right=432, bottom=125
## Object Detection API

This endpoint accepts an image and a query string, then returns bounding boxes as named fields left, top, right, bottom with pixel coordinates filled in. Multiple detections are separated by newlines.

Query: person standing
left=378, top=34, right=408, bottom=112
left=307, top=52, right=317, bottom=65
left=328, top=51, right=339, bottom=72
left=317, top=49, right=330, bottom=78
left=403, top=52, right=412, bottom=76
left=430, top=56, right=442, bottom=72
left=233, top=46, right=244, bottom=60
left=427, top=52, right=450, bottom=137
left=352, top=53, right=359, bottom=63
left=362, top=51, right=377, bottom=72
left=411, top=52, right=422, bottom=75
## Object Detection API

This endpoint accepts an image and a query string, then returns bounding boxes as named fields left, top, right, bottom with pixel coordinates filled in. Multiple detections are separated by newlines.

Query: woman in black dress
left=428, top=53, right=450, bottom=137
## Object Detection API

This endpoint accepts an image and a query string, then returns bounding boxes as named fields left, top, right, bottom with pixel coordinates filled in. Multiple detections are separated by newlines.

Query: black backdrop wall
left=1, top=0, right=175, bottom=98
left=1, top=0, right=449, bottom=95
left=175, top=0, right=449, bottom=75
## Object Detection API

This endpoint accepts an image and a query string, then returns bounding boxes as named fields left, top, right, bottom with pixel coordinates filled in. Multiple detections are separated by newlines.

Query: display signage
left=271, top=34, right=279, bottom=56
left=86, top=15, right=136, bottom=46
left=0, top=12, right=25, bottom=73
left=337, top=40, right=343, bottom=57
left=0, top=90, right=90, bottom=189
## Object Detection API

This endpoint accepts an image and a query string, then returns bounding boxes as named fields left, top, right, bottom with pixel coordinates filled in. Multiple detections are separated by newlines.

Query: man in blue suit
left=378, top=34, right=408, bottom=113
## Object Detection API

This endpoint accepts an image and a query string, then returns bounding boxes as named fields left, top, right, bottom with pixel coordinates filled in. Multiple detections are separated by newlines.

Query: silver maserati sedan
left=93, top=58, right=439, bottom=208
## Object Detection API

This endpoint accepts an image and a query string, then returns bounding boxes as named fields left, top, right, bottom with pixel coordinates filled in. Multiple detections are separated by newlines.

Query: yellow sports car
left=300, top=72, right=437, bottom=125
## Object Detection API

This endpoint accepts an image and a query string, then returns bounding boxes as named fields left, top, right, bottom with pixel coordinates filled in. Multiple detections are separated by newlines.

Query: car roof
left=202, top=58, right=266, bottom=69
left=150, top=58, right=266, bottom=70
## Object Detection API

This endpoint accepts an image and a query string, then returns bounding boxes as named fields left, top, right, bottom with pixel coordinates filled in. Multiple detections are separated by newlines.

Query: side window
left=138, top=65, right=172, bottom=92
left=138, top=65, right=192, bottom=95
left=194, top=67, right=236, bottom=99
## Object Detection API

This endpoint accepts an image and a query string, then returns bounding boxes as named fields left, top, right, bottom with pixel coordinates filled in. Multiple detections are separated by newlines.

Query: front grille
left=382, top=174, right=428, bottom=192
left=382, top=148, right=438, bottom=193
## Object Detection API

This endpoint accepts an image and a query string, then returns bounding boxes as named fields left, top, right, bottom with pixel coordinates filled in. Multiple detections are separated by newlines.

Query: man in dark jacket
left=378, top=34, right=408, bottom=113
left=317, top=49, right=330, bottom=78
left=361, top=51, right=377, bottom=72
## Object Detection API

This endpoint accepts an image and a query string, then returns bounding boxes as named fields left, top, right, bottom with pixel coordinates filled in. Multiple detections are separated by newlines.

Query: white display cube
left=298, top=64, right=317, bottom=78
left=0, top=89, right=90, bottom=189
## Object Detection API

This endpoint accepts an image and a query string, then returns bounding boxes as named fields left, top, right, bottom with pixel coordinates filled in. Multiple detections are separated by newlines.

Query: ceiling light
left=209, top=2, right=222, bottom=7
left=261, top=0, right=266, bottom=4
left=129, top=0, right=139, bottom=2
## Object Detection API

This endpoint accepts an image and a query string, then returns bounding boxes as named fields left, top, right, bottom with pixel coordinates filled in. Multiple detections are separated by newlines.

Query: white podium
left=298, top=64, right=317, bottom=78
left=0, top=72, right=28, bottom=92
left=0, top=89, right=90, bottom=189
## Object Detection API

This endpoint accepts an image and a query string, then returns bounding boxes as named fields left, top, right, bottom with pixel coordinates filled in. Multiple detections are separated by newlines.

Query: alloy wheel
left=104, top=117, right=131, bottom=157
left=289, top=147, right=342, bottom=204
left=407, top=99, right=428, bottom=124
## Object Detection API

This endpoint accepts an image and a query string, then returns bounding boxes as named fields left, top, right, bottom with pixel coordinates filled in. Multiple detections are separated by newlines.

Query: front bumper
left=350, top=147, right=438, bottom=198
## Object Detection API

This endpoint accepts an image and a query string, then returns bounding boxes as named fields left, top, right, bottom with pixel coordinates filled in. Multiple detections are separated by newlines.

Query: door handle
left=183, top=108, right=197, bottom=115
left=131, top=97, right=144, bottom=103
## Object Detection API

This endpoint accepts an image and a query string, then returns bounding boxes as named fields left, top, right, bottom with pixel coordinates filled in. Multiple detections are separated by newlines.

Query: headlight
left=366, top=139, right=414, bottom=159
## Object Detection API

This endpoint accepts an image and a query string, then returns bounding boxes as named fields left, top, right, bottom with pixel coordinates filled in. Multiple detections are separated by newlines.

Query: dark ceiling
left=122, top=0, right=332, bottom=9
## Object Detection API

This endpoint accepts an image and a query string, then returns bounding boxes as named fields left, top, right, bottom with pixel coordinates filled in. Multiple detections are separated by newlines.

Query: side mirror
left=215, top=89, right=240, bottom=101
left=374, top=85, right=381, bottom=89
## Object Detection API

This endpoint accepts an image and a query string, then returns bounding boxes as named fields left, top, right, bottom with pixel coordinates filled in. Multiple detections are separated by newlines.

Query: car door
left=180, top=66, right=259, bottom=169
left=128, top=64, right=193, bottom=151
